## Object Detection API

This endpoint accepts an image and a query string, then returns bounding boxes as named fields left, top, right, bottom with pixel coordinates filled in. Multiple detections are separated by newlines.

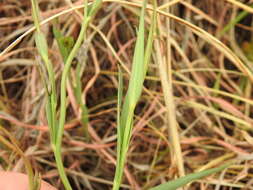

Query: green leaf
left=80, top=104, right=89, bottom=139
left=46, top=97, right=56, bottom=143
left=113, top=0, right=157, bottom=189
left=150, top=163, right=230, bottom=190
left=53, top=25, right=74, bottom=63
left=35, top=31, right=49, bottom=62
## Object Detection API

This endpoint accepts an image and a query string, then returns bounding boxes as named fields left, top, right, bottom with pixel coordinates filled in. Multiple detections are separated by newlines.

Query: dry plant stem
left=155, top=38, right=185, bottom=177
left=158, top=0, right=182, bottom=10
left=0, top=126, right=36, bottom=190
left=1, top=0, right=252, bottom=83
left=165, top=0, right=185, bottom=177
left=2, top=0, right=253, bottom=84
left=225, top=0, right=253, bottom=14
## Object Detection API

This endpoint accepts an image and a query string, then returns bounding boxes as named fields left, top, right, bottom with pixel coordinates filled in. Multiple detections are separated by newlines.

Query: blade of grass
left=30, top=1, right=57, bottom=189
left=150, top=163, right=231, bottom=190
left=115, top=64, right=123, bottom=189
left=219, top=4, right=253, bottom=37
left=113, top=1, right=156, bottom=189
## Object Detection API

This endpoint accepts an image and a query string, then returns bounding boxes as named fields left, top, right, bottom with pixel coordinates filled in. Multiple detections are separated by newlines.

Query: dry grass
left=1, top=0, right=253, bottom=189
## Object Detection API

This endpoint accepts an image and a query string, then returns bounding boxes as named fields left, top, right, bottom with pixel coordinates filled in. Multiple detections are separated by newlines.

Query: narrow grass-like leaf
left=144, top=0, right=157, bottom=77
left=31, top=1, right=57, bottom=189
left=151, top=163, right=230, bottom=190
left=116, top=64, right=123, bottom=173
left=34, top=32, right=49, bottom=62
left=88, top=0, right=102, bottom=19
left=113, top=1, right=156, bottom=189
left=34, top=18, right=57, bottom=146
left=80, top=104, right=89, bottom=139
left=75, top=62, right=83, bottom=105
left=219, top=4, right=253, bottom=37
left=113, top=1, right=147, bottom=188
left=30, top=0, right=41, bottom=32
left=212, top=72, right=221, bottom=109
left=74, top=49, right=90, bottom=138
left=45, top=99, right=55, bottom=143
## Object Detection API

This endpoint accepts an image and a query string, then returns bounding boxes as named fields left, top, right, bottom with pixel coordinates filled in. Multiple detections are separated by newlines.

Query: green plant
left=30, top=0, right=231, bottom=189
left=151, top=163, right=230, bottom=190
left=31, top=0, right=102, bottom=189
left=112, top=0, right=157, bottom=189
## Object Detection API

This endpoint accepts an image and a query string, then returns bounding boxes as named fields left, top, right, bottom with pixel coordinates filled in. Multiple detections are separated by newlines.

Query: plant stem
left=53, top=17, right=89, bottom=190
left=55, top=20, right=89, bottom=149
left=53, top=145, right=72, bottom=190
left=54, top=1, right=102, bottom=188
